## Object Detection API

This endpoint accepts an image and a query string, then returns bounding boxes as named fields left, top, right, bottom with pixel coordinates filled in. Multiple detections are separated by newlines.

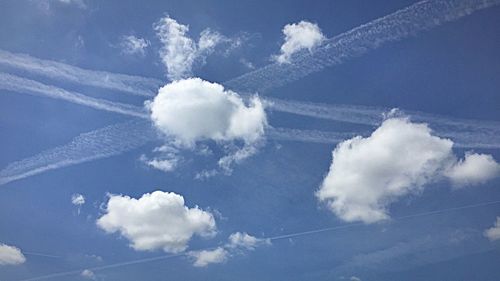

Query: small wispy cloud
left=188, top=232, right=270, bottom=267
left=484, top=217, right=500, bottom=241
left=154, top=16, right=239, bottom=80
left=119, top=35, right=150, bottom=56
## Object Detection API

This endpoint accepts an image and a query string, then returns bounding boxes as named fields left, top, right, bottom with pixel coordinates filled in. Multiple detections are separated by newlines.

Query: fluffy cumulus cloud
left=484, top=217, right=500, bottom=241
left=120, top=35, right=150, bottom=56
left=154, top=16, right=227, bottom=80
left=188, top=232, right=270, bottom=267
left=147, top=78, right=267, bottom=175
left=0, top=243, right=26, bottom=266
left=274, top=20, right=325, bottom=63
left=97, top=191, right=216, bottom=253
left=317, top=118, right=500, bottom=224
left=445, top=153, right=500, bottom=187
left=149, top=78, right=267, bottom=147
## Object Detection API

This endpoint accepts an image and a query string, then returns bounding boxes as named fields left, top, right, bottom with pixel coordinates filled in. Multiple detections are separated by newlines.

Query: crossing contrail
left=3, top=123, right=497, bottom=186
left=0, top=49, right=162, bottom=97
left=0, top=120, right=155, bottom=186
left=2, top=0, right=500, bottom=186
left=263, top=97, right=500, bottom=140
left=0, top=73, right=148, bottom=118
left=224, top=0, right=500, bottom=93
left=16, top=199, right=500, bottom=281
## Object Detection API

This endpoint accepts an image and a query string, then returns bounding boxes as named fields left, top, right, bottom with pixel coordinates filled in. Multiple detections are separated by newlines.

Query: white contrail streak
left=0, top=120, right=155, bottom=186
left=3, top=0, right=500, bottom=186
left=2, top=124, right=497, bottom=186
left=16, top=199, right=500, bottom=281
left=266, top=127, right=362, bottom=145
left=269, top=127, right=500, bottom=149
left=0, top=49, right=162, bottom=97
left=0, top=73, right=148, bottom=118
left=224, top=0, right=500, bottom=93
left=264, top=98, right=500, bottom=141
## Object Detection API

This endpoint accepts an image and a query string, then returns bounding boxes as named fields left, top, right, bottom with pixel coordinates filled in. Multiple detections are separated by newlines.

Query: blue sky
left=1, top=0, right=500, bottom=280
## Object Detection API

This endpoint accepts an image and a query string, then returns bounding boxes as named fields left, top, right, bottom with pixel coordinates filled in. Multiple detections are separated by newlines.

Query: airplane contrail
left=0, top=49, right=162, bottom=97
left=2, top=72, right=497, bottom=145
left=2, top=124, right=497, bottom=186
left=263, top=97, right=500, bottom=139
left=0, top=73, right=148, bottom=118
left=224, top=0, right=500, bottom=93
left=16, top=199, right=500, bottom=281
left=0, top=120, right=155, bottom=186
left=2, top=0, right=500, bottom=186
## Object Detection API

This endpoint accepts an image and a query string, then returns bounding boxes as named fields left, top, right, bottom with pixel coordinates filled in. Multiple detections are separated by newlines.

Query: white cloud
left=484, top=217, right=500, bottom=241
left=97, top=191, right=216, bottom=253
left=81, top=269, right=96, bottom=280
left=274, top=21, right=325, bottom=63
left=188, top=232, right=269, bottom=267
left=71, top=193, right=85, bottom=206
left=148, top=78, right=267, bottom=147
left=153, top=16, right=227, bottom=80
left=0, top=243, right=26, bottom=266
left=445, top=152, right=500, bottom=187
left=227, top=232, right=269, bottom=250
left=317, top=118, right=500, bottom=224
left=189, top=247, right=228, bottom=267
left=140, top=146, right=181, bottom=173
left=147, top=78, right=267, bottom=175
left=350, top=277, right=362, bottom=281
left=47, top=0, right=87, bottom=9
left=120, top=35, right=150, bottom=56
left=143, top=158, right=178, bottom=172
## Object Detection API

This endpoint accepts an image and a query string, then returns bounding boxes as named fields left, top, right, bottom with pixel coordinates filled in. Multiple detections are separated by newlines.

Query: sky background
left=1, top=0, right=500, bottom=280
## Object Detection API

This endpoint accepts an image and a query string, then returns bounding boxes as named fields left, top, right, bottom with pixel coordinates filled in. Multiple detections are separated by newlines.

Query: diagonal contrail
left=224, top=0, right=500, bottom=93
left=0, top=73, right=148, bottom=118
left=0, top=49, right=162, bottom=97
left=265, top=98, right=500, bottom=134
left=2, top=0, right=500, bottom=186
left=0, top=120, right=155, bottom=186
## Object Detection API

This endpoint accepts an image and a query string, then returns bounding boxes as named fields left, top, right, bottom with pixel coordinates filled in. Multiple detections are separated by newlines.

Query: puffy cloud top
left=0, top=243, right=26, bottom=266
left=275, top=20, right=325, bottom=63
left=149, top=78, right=267, bottom=147
left=97, top=191, right=216, bottom=253
left=317, top=118, right=500, bottom=224
left=445, top=153, right=500, bottom=187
